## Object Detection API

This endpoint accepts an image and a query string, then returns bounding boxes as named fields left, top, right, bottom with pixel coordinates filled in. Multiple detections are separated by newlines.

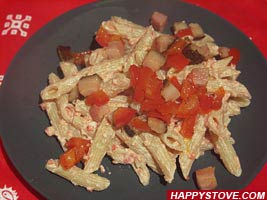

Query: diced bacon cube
left=155, top=34, right=175, bottom=53
left=148, top=117, right=167, bottom=134
left=150, top=11, right=168, bottom=32
left=191, top=68, right=209, bottom=86
left=196, top=166, right=218, bottom=190
left=218, top=47, right=230, bottom=58
left=161, top=82, right=180, bottom=101
left=89, top=104, right=110, bottom=122
left=78, top=74, right=102, bottom=97
left=143, top=50, right=166, bottom=71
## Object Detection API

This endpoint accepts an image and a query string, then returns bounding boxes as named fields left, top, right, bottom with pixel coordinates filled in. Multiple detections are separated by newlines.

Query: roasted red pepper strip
left=129, top=117, right=151, bottom=132
left=59, top=137, right=91, bottom=169
left=156, top=101, right=180, bottom=116
left=175, top=28, right=193, bottom=38
left=129, top=65, right=140, bottom=88
left=228, top=48, right=240, bottom=65
left=59, top=148, right=77, bottom=170
left=169, top=76, right=182, bottom=91
left=165, top=39, right=187, bottom=56
left=176, top=95, right=199, bottom=118
left=164, top=52, right=190, bottom=71
left=95, top=26, right=122, bottom=47
left=199, top=87, right=225, bottom=114
left=65, top=137, right=91, bottom=161
left=180, top=114, right=197, bottom=139
left=85, top=90, right=109, bottom=106
left=147, top=110, right=172, bottom=124
left=113, top=107, right=137, bottom=128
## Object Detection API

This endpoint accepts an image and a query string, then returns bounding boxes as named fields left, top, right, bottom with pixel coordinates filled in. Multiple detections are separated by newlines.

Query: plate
left=1, top=0, right=267, bottom=199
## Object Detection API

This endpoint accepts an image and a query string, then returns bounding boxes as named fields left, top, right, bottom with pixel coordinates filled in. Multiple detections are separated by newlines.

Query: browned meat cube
left=155, top=34, right=175, bottom=53
left=150, top=11, right=168, bottom=32
left=196, top=166, right=218, bottom=190
left=143, top=50, right=166, bottom=71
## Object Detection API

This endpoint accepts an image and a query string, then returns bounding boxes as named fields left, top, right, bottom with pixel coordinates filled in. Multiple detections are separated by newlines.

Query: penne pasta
left=179, top=115, right=207, bottom=180
left=40, top=14, right=251, bottom=191
left=160, top=120, right=186, bottom=152
left=102, top=16, right=151, bottom=46
left=107, top=141, right=150, bottom=186
left=212, top=134, right=242, bottom=177
left=167, top=62, right=207, bottom=84
left=115, top=129, right=162, bottom=174
left=207, top=79, right=251, bottom=99
left=46, top=159, right=110, bottom=191
left=84, top=118, right=115, bottom=173
left=41, top=101, right=69, bottom=147
left=60, top=62, right=78, bottom=76
left=140, top=132, right=176, bottom=183
left=101, top=73, right=130, bottom=97
left=48, top=72, right=60, bottom=84
left=41, top=27, right=156, bottom=101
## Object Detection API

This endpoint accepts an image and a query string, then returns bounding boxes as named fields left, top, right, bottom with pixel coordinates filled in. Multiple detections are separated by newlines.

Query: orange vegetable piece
left=129, top=117, right=151, bottom=132
left=180, top=73, right=198, bottom=100
left=65, top=137, right=90, bottom=160
left=129, top=65, right=140, bottom=88
left=85, top=90, right=109, bottom=106
left=180, top=114, right=197, bottom=138
left=199, top=87, right=225, bottom=114
left=176, top=95, right=199, bottom=118
left=59, top=148, right=77, bottom=170
left=156, top=101, right=180, bottom=116
left=165, top=39, right=187, bottom=56
left=147, top=110, right=172, bottom=124
left=113, top=107, right=137, bottom=128
left=95, top=26, right=121, bottom=47
left=164, top=52, right=190, bottom=71
left=169, top=76, right=182, bottom=91
left=228, top=48, right=240, bottom=65
left=175, top=28, right=193, bottom=38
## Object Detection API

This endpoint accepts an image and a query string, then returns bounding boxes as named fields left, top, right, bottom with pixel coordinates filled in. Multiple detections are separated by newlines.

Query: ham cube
left=150, top=11, right=168, bottom=32
left=189, top=23, right=204, bottom=38
left=148, top=117, right=167, bottom=134
left=143, top=50, right=166, bottom=71
left=218, top=47, right=230, bottom=58
left=191, top=68, right=209, bottom=86
left=89, top=104, right=110, bottom=122
left=78, top=74, right=102, bottom=97
left=155, top=34, right=175, bottom=53
left=161, top=82, right=180, bottom=101
left=195, top=166, right=218, bottom=190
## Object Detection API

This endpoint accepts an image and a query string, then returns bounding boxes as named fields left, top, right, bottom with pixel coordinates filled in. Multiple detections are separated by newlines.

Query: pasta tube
left=115, top=130, right=162, bottom=174
left=46, top=159, right=110, bottom=191
left=179, top=115, right=206, bottom=180
left=160, top=120, right=185, bottom=152
left=84, top=118, right=115, bottom=173
left=107, top=142, right=150, bottom=186
left=140, top=132, right=176, bottom=183
left=213, top=135, right=242, bottom=177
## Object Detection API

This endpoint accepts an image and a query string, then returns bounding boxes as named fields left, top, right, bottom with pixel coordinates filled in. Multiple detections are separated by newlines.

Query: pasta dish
left=40, top=12, right=251, bottom=191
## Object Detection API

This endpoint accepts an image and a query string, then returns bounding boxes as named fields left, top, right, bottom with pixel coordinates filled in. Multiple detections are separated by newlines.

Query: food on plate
left=195, top=166, right=218, bottom=190
left=40, top=11, right=251, bottom=191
